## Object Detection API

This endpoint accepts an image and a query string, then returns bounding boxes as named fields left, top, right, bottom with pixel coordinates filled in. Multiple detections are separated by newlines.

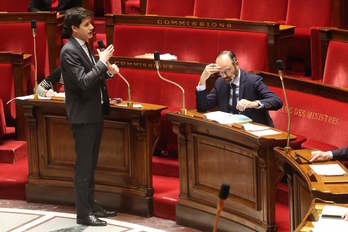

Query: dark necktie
left=85, top=42, right=95, bottom=64
left=231, top=83, right=238, bottom=114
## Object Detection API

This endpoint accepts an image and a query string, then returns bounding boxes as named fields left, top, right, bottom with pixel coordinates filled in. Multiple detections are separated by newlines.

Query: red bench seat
left=113, top=25, right=269, bottom=72
left=269, top=86, right=347, bottom=151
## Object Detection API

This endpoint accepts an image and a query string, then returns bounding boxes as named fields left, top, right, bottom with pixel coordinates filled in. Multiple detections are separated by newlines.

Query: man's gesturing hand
left=97, top=44, right=114, bottom=64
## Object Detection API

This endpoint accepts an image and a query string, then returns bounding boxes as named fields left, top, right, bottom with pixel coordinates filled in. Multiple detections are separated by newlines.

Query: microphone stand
left=278, top=65, right=291, bottom=153
left=155, top=60, right=187, bottom=115
left=32, top=24, right=38, bottom=100
left=116, top=71, right=132, bottom=107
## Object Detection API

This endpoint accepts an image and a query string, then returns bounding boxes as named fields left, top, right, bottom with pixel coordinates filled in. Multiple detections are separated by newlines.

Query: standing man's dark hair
left=60, top=7, right=119, bottom=226
left=61, top=7, right=92, bottom=39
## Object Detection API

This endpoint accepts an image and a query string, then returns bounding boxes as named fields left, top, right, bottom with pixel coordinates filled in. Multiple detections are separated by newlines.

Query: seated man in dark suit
left=310, top=147, right=348, bottom=162
left=196, top=50, right=283, bottom=127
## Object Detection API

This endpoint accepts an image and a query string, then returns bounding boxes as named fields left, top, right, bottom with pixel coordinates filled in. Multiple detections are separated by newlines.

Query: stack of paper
left=309, top=164, right=346, bottom=176
left=135, top=53, right=178, bottom=60
left=313, top=206, right=348, bottom=232
left=203, top=111, right=252, bottom=125
left=248, top=129, right=281, bottom=137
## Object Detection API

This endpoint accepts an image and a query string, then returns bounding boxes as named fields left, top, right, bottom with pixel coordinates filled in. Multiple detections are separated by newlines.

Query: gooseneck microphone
left=98, top=40, right=132, bottom=105
left=154, top=51, right=187, bottom=114
left=32, top=20, right=38, bottom=100
left=213, top=183, right=230, bottom=232
left=276, top=59, right=291, bottom=152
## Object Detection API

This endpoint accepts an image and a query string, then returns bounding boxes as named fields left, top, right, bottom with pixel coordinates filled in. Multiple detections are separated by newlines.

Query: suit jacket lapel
left=70, top=38, right=94, bottom=68
left=239, top=70, right=246, bottom=100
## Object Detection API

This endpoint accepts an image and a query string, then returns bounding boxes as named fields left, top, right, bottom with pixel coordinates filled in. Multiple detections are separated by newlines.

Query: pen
left=295, top=152, right=312, bottom=164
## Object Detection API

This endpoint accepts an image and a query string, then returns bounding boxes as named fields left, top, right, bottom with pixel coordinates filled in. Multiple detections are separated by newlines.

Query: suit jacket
left=29, top=0, right=81, bottom=11
left=196, top=70, right=283, bottom=127
left=57, top=0, right=82, bottom=11
left=28, top=0, right=51, bottom=11
left=60, top=38, right=109, bottom=124
left=332, top=147, right=348, bottom=160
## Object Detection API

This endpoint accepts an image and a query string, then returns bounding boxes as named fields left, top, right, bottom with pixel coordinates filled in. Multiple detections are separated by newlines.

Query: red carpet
left=0, top=156, right=28, bottom=200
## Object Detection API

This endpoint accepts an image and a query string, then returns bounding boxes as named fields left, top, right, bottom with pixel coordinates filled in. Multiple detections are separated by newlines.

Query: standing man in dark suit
left=28, top=0, right=82, bottom=12
left=60, top=7, right=118, bottom=226
left=196, top=51, right=283, bottom=127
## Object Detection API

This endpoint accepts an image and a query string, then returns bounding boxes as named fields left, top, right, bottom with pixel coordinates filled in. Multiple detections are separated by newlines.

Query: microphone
left=276, top=59, right=291, bottom=153
left=153, top=51, right=187, bottom=115
left=98, top=40, right=132, bottom=106
left=213, top=183, right=230, bottom=232
left=31, top=20, right=38, bottom=100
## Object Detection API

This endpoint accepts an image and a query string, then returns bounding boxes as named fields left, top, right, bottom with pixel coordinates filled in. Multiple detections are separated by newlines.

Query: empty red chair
left=0, top=99, right=15, bottom=139
left=0, top=0, right=29, bottom=12
left=284, top=0, right=333, bottom=77
left=146, top=0, right=195, bottom=16
left=322, top=40, right=348, bottom=88
left=124, top=0, right=141, bottom=14
left=193, top=0, right=241, bottom=19
left=0, top=22, right=49, bottom=88
left=240, top=0, right=288, bottom=23
left=0, top=64, right=15, bottom=120
left=105, top=0, right=122, bottom=14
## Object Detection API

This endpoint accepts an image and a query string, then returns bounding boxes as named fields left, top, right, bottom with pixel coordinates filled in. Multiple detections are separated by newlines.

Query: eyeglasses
left=220, top=67, right=233, bottom=76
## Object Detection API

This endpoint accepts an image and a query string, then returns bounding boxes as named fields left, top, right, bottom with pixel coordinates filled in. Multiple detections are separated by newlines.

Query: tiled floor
left=0, top=199, right=199, bottom=232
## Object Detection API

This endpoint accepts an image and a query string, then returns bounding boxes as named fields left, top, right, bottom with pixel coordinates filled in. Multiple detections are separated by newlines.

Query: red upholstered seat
left=124, top=0, right=141, bottom=14
left=286, top=0, right=333, bottom=29
left=0, top=0, right=29, bottom=12
left=193, top=0, right=241, bottom=19
left=105, top=0, right=122, bottom=14
left=0, top=64, right=16, bottom=120
left=114, top=25, right=269, bottom=71
left=0, top=99, right=15, bottom=139
left=285, top=0, right=333, bottom=77
left=146, top=0, right=195, bottom=16
left=240, top=0, right=287, bottom=23
left=269, top=86, right=348, bottom=151
left=0, top=22, right=49, bottom=88
left=322, top=41, right=348, bottom=88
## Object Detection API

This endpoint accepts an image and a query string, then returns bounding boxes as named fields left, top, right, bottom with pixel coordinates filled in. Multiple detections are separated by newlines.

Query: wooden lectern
left=17, top=99, right=166, bottom=217
left=275, top=148, right=348, bottom=231
left=167, top=111, right=291, bottom=232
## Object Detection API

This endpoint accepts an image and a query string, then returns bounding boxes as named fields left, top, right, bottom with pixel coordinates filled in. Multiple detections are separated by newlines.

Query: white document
left=248, top=129, right=281, bottom=137
left=309, top=164, right=346, bottom=176
left=243, top=123, right=269, bottom=132
left=10, top=95, right=50, bottom=102
left=135, top=53, right=178, bottom=61
left=313, top=217, right=348, bottom=232
left=54, top=92, right=65, bottom=98
left=321, top=205, right=348, bottom=218
left=116, top=103, right=143, bottom=108
left=203, top=111, right=252, bottom=125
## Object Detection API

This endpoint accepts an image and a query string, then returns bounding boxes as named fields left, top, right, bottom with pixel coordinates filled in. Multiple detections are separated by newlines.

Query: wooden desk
left=167, top=111, right=290, bottom=232
left=275, top=148, right=348, bottom=231
left=295, top=200, right=348, bottom=232
left=17, top=99, right=166, bottom=216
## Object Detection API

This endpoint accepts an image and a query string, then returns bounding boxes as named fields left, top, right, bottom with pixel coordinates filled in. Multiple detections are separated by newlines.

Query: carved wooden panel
left=191, top=134, right=257, bottom=205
